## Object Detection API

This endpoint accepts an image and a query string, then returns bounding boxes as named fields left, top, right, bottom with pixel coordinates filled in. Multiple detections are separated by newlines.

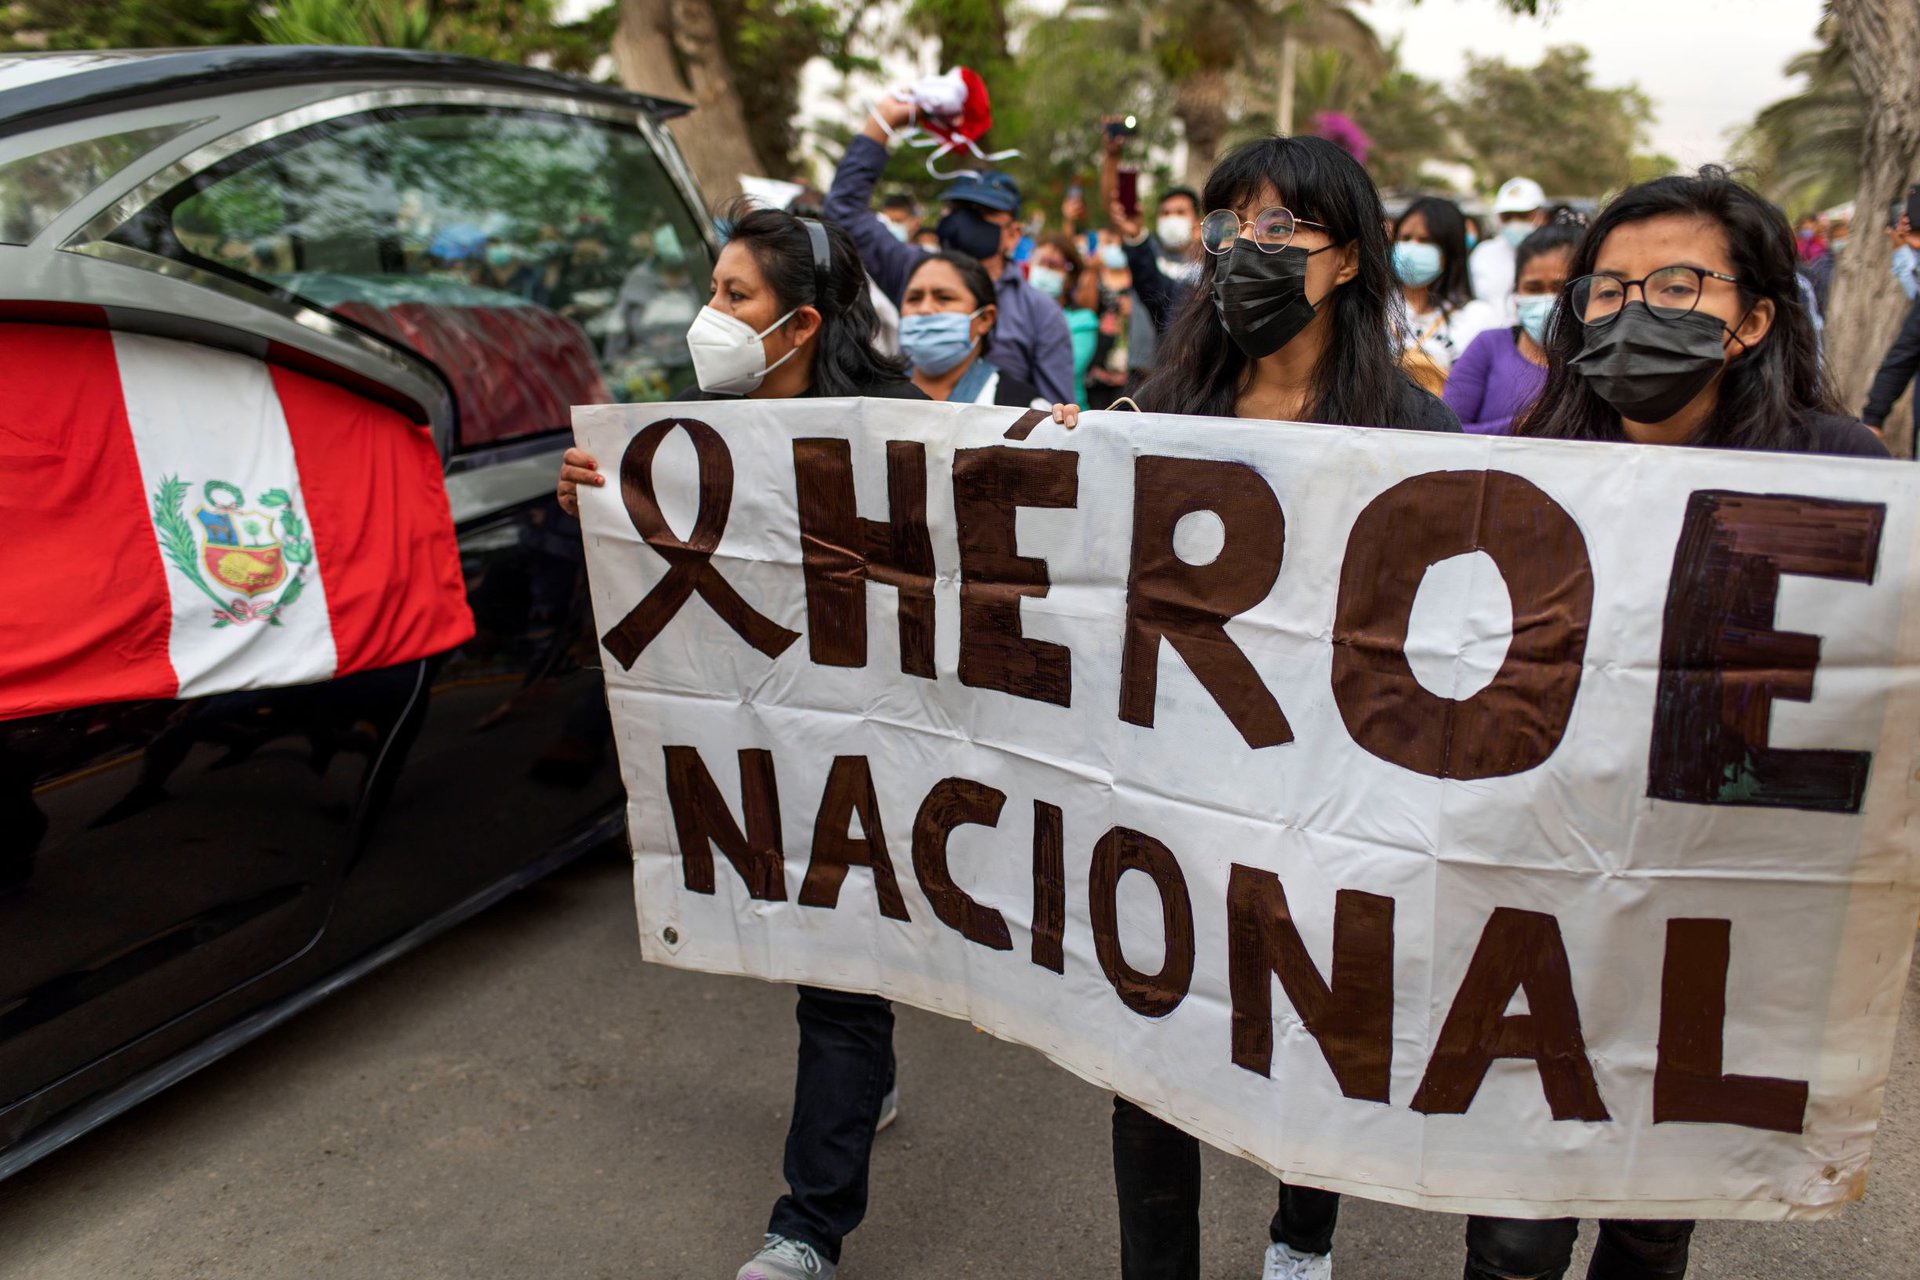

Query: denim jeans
left=1111, top=1096, right=1341, bottom=1280
left=1464, top=1216, right=1696, bottom=1280
left=765, top=986, right=895, bottom=1263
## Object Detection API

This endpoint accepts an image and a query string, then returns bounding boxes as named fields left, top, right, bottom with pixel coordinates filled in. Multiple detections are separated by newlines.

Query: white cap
left=1493, top=177, right=1546, bottom=215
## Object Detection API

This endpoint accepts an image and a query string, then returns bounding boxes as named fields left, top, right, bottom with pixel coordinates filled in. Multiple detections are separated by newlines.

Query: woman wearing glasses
left=1052, top=134, right=1458, bottom=1280
left=1459, top=169, right=1890, bottom=1280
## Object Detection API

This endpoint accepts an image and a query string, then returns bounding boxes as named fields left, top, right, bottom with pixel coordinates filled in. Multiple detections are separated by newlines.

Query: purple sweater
left=1443, top=327, right=1548, bottom=435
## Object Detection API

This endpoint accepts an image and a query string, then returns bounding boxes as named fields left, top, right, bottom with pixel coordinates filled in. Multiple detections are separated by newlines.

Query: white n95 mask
left=686, top=305, right=800, bottom=395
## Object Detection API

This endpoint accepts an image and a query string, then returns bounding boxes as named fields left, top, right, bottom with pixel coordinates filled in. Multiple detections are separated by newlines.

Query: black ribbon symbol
left=600, top=417, right=801, bottom=669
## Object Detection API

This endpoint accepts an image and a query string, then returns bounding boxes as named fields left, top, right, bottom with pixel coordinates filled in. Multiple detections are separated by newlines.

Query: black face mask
left=1211, top=240, right=1334, bottom=360
left=1569, top=301, right=1735, bottom=423
left=938, top=206, right=1004, bottom=262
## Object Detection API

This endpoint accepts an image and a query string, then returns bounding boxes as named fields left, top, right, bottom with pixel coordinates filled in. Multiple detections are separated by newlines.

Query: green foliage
left=1733, top=17, right=1861, bottom=218
left=903, top=0, right=1010, bottom=75
left=2, top=0, right=619, bottom=79
left=0, top=0, right=257, bottom=50
left=1448, top=45, right=1655, bottom=195
left=259, top=0, right=449, bottom=49
left=715, top=0, right=879, bottom=178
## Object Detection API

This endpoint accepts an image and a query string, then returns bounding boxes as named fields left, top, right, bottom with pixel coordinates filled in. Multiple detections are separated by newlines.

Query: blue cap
left=940, top=170, right=1021, bottom=213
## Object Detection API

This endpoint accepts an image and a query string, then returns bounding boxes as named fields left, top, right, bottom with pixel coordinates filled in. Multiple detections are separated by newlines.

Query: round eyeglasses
left=1199, top=206, right=1328, bottom=256
left=1567, top=266, right=1743, bottom=327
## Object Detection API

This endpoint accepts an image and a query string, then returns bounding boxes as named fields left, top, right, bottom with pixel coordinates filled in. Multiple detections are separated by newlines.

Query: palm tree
left=1734, top=17, right=1863, bottom=217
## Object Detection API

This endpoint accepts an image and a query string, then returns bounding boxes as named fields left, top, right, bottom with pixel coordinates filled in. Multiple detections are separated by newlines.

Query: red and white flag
left=0, top=322, right=474, bottom=721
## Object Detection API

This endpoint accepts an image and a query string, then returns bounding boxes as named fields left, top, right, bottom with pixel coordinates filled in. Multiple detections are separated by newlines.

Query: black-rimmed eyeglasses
left=1568, top=266, right=1743, bottom=327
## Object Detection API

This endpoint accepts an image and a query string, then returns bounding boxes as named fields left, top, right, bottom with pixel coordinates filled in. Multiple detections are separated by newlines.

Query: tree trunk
left=612, top=0, right=762, bottom=205
left=1176, top=66, right=1232, bottom=187
left=1826, top=0, right=1920, bottom=453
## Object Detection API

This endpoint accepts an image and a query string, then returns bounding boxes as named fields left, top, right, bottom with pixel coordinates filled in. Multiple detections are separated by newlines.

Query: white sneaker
left=876, top=1085, right=899, bottom=1134
left=1262, top=1241, right=1332, bottom=1280
left=737, top=1234, right=836, bottom=1280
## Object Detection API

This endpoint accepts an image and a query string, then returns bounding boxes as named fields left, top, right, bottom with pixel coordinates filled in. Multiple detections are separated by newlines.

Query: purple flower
left=1313, top=111, right=1372, bottom=165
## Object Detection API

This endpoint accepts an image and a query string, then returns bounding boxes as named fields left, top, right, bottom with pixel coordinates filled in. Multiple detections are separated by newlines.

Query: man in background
left=1469, top=177, right=1547, bottom=315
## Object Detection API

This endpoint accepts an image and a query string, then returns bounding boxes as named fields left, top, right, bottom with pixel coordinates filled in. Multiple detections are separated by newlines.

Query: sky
left=1372, top=0, right=1824, bottom=165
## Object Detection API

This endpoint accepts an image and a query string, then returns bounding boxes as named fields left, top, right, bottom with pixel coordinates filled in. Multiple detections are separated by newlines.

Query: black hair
left=1136, top=135, right=1406, bottom=427
left=1158, top=186, right=1201, bottom=214
left=881, top=193, right=916, bottom=214
left=1513, top=219, right=1583, bottom=284
left=720, top=198, right=908, bottom=394
left=906, top=250, right=998, bottom=357
left=1519, top=166, right=1835, bottom=450
left=1395, top=195, right=1472, bottom=311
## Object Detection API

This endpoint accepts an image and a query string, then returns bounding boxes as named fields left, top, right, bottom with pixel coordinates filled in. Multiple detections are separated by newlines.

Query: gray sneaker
left=737, top=1234, right=835, bottom=1280
left=876, top=1085, right=899, bottom=1134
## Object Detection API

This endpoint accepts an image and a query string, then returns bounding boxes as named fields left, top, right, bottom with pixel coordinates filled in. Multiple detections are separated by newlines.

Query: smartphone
left=1066, top=182, right=1084, bottom=206
left=1104, top=115, right=1140, bottom=141
left=1907, top=183, right=1920, bottom=230
left=1116, top=167, right=1140, bottom=219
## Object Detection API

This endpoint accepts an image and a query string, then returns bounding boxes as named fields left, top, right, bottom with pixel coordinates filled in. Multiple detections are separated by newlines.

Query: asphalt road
left=2, top=848, right=1914, bottom=1280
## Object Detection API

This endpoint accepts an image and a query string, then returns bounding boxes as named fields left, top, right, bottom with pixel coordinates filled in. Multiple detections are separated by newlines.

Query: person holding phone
left=1051, top=133, right=1458, bottom=1280
left=556, top=203, right=922, bottom=1280
left=822, top=94, right=1076, bottom=404
left=1095, top=116, right=1204, bottom=391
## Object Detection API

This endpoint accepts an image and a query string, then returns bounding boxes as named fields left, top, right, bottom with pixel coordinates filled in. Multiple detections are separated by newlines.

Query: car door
left=97, top=95, right=715, bottom=948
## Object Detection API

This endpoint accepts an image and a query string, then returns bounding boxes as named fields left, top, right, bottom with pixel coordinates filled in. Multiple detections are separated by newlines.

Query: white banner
left=573, top=397, right=1920, bottom=1220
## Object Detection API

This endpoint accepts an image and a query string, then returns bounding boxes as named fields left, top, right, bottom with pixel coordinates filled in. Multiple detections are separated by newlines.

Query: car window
left=0, top=121, right=200, bottom=245
left=142, top=107, right=712, bottom=448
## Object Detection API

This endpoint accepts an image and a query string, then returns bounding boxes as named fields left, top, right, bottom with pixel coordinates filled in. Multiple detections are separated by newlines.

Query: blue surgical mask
left=1465, top=231, right=1479, bottom=251
left=1514, top=295, right=1556, bottom=346
left=1501, top=222, right=1534, bottom=250
left=1393, top=240, right=1443, bottom=287
left=1099, top=243, right=1128, bottom=270
left=900, top=309, right=983, bottom=375
left=1028, top=265, right=1065, bottom=299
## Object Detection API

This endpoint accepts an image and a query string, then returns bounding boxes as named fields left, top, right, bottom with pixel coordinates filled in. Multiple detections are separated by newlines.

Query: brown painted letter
left=952, top=446, right=1079, bottom=706
left=662, top=746, right=786, bottom=900
left=1031, top=801, right=1066, bottom=973
left=1655, top=918, right=1807, bottom=1133
left=1089, top=827, right=1196, bottom=1017
left=1121, top=455, right=1293, bottom=748
left=1332, top=471, right=1593, bottom=779
left=799, top=755, right=910, bottom=920
left=1412, top=907, right=1609, bottom=1121
left=1649, top=492, right=1883, bottom=813
left=792, top=438, right=936, bottom=678
left=1226, top=866, right=1394, bottom=1102
left=911, top=777, right=1013, bottom=950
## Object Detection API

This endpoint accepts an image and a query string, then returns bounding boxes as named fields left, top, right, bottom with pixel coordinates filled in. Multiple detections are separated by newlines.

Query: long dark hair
left=721, top=199, right=908, bottom=394
left=1519, top=168, right=1834, bottom=450
left=1396, top=195, right=1472, bottom=311
left=907, top=250, right=998, bottom=358
left=1136, top=135, right=1405, bottom=427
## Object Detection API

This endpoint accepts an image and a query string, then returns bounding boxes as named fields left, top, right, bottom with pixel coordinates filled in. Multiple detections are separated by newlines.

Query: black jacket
left=1862, top=295, right=1920, bottom=432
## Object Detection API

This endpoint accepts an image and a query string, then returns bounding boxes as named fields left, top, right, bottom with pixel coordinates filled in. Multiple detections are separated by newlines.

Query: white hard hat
left=1493, top=177, right=1546, bottom=215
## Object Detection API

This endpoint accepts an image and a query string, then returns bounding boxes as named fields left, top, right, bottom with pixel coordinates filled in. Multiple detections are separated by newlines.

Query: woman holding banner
left=1456, top=168, right=1890, bottom=1279
left=558, top=201, right=921, bottom=1280
left=1052, top=133, right=1459, bottom=1280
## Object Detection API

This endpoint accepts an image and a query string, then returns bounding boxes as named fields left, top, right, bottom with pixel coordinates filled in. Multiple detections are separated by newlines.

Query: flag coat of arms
left=0, top=323, right=474, bottom=720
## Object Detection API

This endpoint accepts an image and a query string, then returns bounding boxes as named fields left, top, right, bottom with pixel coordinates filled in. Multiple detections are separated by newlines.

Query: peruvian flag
left=0, top=322, right=474, bottom=722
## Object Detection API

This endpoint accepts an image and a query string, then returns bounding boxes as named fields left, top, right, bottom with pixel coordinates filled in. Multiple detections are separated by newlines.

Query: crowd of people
left=553, top=91, right=1913, bottom=1280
